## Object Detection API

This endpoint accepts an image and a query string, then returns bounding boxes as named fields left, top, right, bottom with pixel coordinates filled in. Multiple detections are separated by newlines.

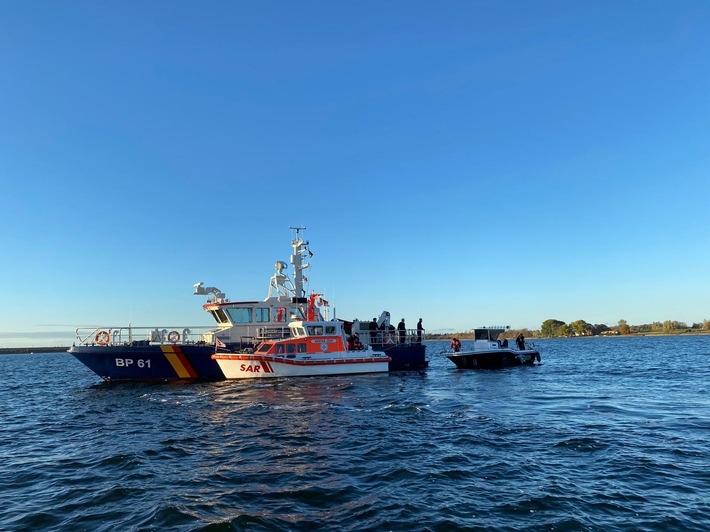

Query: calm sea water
left=1, top=336, right=709, bottom=531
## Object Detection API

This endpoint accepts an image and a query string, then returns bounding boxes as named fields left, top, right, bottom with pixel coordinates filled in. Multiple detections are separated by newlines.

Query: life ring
left=95, top=330, right=110, bottom=346
left=167, top=330, right=180, bottom=343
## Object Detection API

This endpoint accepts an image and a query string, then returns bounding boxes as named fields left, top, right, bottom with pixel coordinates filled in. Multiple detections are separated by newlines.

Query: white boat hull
left=215, top=354, right=390, bottom=379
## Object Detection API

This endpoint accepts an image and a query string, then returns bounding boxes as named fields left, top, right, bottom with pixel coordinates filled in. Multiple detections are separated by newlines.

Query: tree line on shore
left=427, top=319, right=710, bottom=340
left=539, top=318, right=710, bottom=337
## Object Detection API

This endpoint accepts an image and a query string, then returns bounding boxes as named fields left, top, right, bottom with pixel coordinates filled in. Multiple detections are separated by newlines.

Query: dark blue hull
left=69, top=344, right=224, bottom=381
left=379, top=343, right=429, bottom=371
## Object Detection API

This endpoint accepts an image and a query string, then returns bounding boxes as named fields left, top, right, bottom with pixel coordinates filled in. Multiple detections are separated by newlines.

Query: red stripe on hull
left=173, top=346, right=199, bottom=378
left=213, top=354, right=391, bottom=366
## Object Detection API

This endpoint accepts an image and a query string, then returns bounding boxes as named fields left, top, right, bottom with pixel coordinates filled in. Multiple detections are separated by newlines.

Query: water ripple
left=2, top=339, right=710, bottom=530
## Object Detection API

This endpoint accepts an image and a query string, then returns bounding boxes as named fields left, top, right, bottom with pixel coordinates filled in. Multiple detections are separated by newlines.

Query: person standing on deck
left=397, top=318, right=406, bottom=344
left=416, top=318, right=423, bottom=344
left=368, top=318, right=378, bottom=345
left=516, top=333, right=525, bottom=350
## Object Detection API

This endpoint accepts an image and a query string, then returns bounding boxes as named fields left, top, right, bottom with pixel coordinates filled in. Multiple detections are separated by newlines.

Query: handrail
left=360, top=328, right=426, bottom=346
left=255, top=326, right=291, bottom=340
left=73, top=325, right=216, bottom=346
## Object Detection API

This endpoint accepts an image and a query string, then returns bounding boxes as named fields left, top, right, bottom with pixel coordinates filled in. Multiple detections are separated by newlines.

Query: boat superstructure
left=213, top=319, right=390, bottom=379
left=193, top=227, right=326, bottom=348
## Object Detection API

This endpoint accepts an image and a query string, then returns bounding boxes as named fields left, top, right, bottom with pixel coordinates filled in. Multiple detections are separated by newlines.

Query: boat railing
left=74, top=326, right=216, bottom=346
left=361, top=328, right=425, bottom=346
left=255, top=326, right=292, bottom=340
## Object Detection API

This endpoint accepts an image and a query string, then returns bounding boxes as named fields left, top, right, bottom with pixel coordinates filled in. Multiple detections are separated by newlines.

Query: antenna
left=289, top=225, right=306, bottom=242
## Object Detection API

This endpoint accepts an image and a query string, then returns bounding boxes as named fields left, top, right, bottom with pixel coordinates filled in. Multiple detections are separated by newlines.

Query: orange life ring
left=95, top=330, right=110, bottom=346
left=168, top=330, right=180, bottom=343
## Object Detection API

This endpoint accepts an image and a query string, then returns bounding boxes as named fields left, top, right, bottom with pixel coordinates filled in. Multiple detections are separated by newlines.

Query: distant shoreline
left=1, top=331, right=708, bottom=354
left=0, top=347, right=69, bottom=354
left=429, top=331, right=710, bottom=340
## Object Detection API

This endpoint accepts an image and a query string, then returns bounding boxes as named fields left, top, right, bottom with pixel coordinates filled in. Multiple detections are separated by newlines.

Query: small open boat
left=444, top=327, right=541, bottom=370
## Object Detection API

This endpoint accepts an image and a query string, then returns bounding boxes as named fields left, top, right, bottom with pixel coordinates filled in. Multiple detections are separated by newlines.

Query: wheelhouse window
left=255, top=308, right=270, bottom=323
left=210, top=309, right=230, bottom=324
left=226, top=307, right=253, bottom=323
left=276, top=307, right=287, bottom=323
left=290, top=307, right=305, bottom=321
left=325, top=325, right=336, bottom=335
left=307, top=326, right=324, bottom=335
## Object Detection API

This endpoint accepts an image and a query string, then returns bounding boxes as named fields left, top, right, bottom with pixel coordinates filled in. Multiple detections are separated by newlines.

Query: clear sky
left=2, top=1, right=709, bottom=347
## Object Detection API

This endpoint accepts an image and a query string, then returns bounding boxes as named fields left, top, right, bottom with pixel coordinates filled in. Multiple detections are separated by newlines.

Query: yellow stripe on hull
left=161, top=346, right=194, bottom=378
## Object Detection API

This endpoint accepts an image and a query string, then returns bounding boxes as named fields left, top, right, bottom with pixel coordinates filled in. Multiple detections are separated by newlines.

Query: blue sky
left=2, top=1, right=709, bottom=347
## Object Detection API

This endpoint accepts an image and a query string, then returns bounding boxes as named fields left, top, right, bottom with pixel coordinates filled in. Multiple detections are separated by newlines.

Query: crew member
left=397, top=318, right=406, bottom=344
left=516, top=333, right=525, bottom=350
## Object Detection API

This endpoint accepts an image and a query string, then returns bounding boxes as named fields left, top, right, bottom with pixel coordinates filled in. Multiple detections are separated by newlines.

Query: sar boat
left=69, top=228, right=427, bottom=381
left=213, top=319, right=390, bottom=379
left=444, top=327, right=541, bottom=370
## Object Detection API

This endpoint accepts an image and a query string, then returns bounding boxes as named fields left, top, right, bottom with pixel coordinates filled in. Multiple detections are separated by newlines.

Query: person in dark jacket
left=369, top=318, right=378, bottom=345
left=516, top=333, right=525, bottom=350
left=416, top=318, right=423, bottom=344
left=397, top=318, right=406, bottom=343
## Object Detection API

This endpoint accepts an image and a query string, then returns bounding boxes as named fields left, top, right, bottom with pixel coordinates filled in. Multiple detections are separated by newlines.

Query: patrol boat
left=444, top=327, right=541, bottom=369
left=213, top=319, right=390, bottom=379
left=69, top=228, right=428, bottom=381
left=68, top=228, right=328, bottom=381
